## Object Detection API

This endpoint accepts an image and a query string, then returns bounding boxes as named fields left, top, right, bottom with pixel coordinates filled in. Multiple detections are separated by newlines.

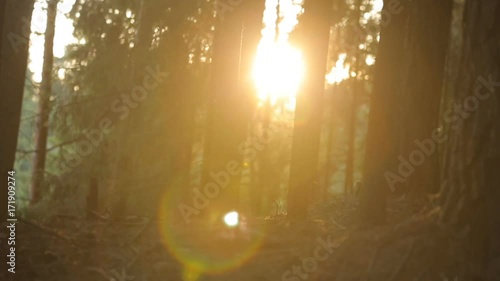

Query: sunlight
left=253, top=41, right=304, bottom=101
left=326, top=53, right=351, bottom=85
left=252, top=0, right=304, bottom=103
left=29, top=0, right=77, bottom=82
left=223, top=211, right=239, bottom=227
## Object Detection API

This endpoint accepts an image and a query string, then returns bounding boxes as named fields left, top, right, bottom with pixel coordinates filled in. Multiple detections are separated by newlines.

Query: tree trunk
left=287, top=0, right=331, bottom=219
left=241, top=0, right=267, bottom=216
left=344, top=0, right=364, bottom=195
left=439, top=1, right=500, bottom=279
left=360, top=0, right=408, bottom=225
left=200, top=0, right=265, bottom=221
left=345, top=77, right=357, bottom=194
left=111, top=0, right=153, bottom=216
left=323, top=88, right=337, bottom=199
left=398, top=0, right=453, bottom=195
left=0, top=0, right=35, bottom=218
left=0, top=0, right=34, bottom=271
left=254, top=99, right=272, bottom=215
left=31, top=0, right=58, bottom=205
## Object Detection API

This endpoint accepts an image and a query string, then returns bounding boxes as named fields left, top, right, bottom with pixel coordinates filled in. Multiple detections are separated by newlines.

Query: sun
left=252, top=0, right=305, bottom=103
left=253, top=41, right=305, bottom=102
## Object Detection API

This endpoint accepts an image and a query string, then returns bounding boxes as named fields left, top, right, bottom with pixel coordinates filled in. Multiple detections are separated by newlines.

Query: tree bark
left=399, top=0, right=453, bottom=195
left=0, top=0, right=34, bottom=271
left=439, top=1, right=500, bottom=279
left=344, top=0, right=364, bottom=195
left=323, top=85, right=338, bottom=199
left=345, top=77, right=357, bottom=195
left=360, top=0, right=408, bottom=225
left=287, top=0, right=331, bottom=219
left=31, top=0, right=58, bottom=205
left=0, top=0, right=34, bottom=207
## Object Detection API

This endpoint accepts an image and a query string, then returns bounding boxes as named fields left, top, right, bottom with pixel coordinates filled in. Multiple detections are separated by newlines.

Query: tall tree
left=31, top=0, right=58, bottom=205
left=287, top=0, right=331, bottom=219
left=361, top=0, right=452, bottom=224
left=0, top=0, right=34, bottom=269
left=439, top=0, right=500, bottom=279
left=360, top=0, right=407, bottom=225
left=344, top=0, right=364, bottom=195
left=399, top=0, right=453, bottom=195
left=0, top=0, right=35, bottom=212
left=200, top=0, right=265, bottom=220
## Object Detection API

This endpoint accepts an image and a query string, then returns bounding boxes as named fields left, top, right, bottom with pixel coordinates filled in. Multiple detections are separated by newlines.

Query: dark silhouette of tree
left=0, top=0, right=34, bottom=221
left=360, top=0, right=408, bottom=225
left=439, top=0, right=500, bottom=279
left=361, top=0, right=453, bottom=225
left=399, top=0, right=453, bottom=195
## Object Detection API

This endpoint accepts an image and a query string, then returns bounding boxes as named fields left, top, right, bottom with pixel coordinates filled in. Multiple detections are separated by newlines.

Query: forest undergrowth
left=4, top=194, right=469, bottom=281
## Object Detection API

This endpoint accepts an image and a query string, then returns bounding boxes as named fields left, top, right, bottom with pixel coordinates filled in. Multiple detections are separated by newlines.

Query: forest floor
left=4, top=194, right=466, bottom=281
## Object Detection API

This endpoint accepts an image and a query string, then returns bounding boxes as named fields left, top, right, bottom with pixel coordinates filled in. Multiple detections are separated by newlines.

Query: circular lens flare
left=157, top=188, right=266, bottom=279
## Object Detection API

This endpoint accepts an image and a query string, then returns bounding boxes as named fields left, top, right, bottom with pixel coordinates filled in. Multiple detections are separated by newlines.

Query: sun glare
left=326, top=53, right=351, bottom=85
left=252, top=0, right=305, bottom=103
left=29, top=0, right=77, bottom=82
left=253, top=42, right=304, bottom=101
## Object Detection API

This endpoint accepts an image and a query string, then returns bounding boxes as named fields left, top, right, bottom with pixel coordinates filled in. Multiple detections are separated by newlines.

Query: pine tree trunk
left=31, top=0, right=58, bottom=205
left=344, top=0, right=364, bottom=196
left=287, top=0, right=331, bottom=219
left=398, top=0, right=453, bottom=195
left=0, top=0, right=34, bottom=263
left=439, top=1, right=500, bottom=279
left=360, top=0, right=408, bottom=225
left=200, top=0, right=265, bottom=220
left=345, top=77, right=357, bottom=194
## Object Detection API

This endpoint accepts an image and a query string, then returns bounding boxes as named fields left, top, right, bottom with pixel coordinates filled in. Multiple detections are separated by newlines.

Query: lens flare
left=157, top=188, right=266, bottom=280
left=223, top=211, right=239, bottom=227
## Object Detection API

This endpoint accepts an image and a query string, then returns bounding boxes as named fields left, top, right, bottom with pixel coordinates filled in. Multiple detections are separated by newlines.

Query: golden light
left=252, top=0, right=305, bottom=103
left=223, top=211, right=239, bottom=227
left=253, top=42, right=304, bottom=101
left=29, top=0, right=77, bottom=82
left=326, top=53, right=351, bottom=85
